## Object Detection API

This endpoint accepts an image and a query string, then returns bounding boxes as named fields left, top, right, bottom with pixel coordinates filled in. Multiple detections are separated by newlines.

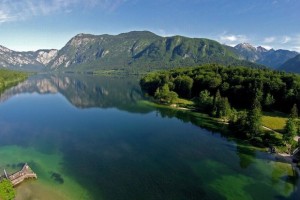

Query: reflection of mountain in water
left=0, top=74, right=144, bottom=112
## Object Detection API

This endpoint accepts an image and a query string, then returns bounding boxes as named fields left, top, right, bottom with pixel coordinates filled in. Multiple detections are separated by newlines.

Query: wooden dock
left=2, top=163, right=37, bottom=186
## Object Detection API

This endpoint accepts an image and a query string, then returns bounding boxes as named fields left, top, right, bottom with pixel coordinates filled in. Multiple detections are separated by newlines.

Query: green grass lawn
left=262, top=111, right=288, bottom=133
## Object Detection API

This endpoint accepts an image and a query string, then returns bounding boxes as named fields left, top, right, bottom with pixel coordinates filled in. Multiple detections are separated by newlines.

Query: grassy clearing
left=261, top=111, right=288, bottom=133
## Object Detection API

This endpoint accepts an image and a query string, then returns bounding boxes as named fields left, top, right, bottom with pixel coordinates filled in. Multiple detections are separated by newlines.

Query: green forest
left=140, top=64, right=300, bottom=150
left=0, top=69, right=28, bottom=93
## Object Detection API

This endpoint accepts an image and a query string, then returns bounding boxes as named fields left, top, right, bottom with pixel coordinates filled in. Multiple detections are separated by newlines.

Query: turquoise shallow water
left=0, top=74, right=299, bottom=200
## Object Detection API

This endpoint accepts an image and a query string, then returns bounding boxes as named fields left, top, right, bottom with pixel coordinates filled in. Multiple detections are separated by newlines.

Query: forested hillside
left=47, top=31, right=262, bottom=72
left=140, top=64, right=300, bottom=113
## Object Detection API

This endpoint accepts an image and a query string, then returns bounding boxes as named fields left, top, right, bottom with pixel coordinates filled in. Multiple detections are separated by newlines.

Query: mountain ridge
left=226, top=43, right=299, bottom=69
left=0, top=31, right=298, bottom=72
left=46, top=31, right=263, bottom=71
left=0, top=45, right=58, bottom=71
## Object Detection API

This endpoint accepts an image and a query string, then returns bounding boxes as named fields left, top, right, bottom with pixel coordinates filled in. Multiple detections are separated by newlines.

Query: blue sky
left=0, top=0, right=299, bottom=52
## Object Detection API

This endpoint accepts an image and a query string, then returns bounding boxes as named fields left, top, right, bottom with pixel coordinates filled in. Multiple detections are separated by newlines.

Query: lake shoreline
left=147, top=100, right=300, bottom=171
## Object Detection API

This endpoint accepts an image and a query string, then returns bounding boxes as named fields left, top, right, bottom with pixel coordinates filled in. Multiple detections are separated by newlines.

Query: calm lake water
left=0, top=74, right=299, bottom=200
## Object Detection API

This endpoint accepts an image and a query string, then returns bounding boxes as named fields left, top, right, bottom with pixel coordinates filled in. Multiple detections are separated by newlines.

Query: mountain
left=230, top=43, right=298, bottom=68
left=0, top=45, right=58, bottom=71
left=47, top=31, right=261, bottom=72
left=279, top=54, right=300, bottom=73
left=1, top=31, right=297, bottom=72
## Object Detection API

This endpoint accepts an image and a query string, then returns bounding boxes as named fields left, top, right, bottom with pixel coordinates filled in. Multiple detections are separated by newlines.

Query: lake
left=0, top=74, right=299, bottom=200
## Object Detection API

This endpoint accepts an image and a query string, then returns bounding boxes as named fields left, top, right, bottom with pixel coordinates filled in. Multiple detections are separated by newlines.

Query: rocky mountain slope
left=47, top=31, right=256, bottom=72
left=229, top=43, right=298, bottom=68
left=0, top=31, right=298, bottom=72
left=0, top=45, right=58, bottom=71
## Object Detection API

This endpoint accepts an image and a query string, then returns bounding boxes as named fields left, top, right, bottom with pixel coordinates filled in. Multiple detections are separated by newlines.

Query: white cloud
left=220, top=35, right=237, bottom=42
left=263, top=37, right=276, bottom=43
left=219, top=34, right=248, bottom=44
left=292, top=46, right=300, bottom=52
left=0, top=10, right=14, bottom=23
left=260, top=35, right=300, bottom=52
left=0, top=0, right=126, bottom=23
left=281, top=36, right=291, bottom=44
left=260, top=45, right=272, bottom=50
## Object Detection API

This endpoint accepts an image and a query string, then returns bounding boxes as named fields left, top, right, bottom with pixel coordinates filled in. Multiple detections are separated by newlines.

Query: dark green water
left=0, top=74, right=299, bottom=200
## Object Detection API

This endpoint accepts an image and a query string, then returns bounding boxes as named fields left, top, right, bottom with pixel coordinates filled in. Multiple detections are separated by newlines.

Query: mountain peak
left=257, top=46, right=268, bottom=53
left=235, top=43, right=256, bottom=51
left=0, top=45, right=12, bottom=53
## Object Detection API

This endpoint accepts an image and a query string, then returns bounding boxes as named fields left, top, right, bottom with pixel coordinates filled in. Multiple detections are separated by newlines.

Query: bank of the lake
left=0, top=69, right=28, bottom=93
left=142, top=98, right=300, bottom=161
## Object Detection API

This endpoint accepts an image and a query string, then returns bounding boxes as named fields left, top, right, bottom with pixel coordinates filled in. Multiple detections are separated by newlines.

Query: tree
left=174, top=75, right=193, bottom=98
left=283, top=104, right=298, bottom=144
left=264, top=93, right=275, bottom=109
left=229, top=110, right=248, bottom=138
left=211, top=90, right=221, bottom=116
left=198, top=90, right=213, bottom=110
left=154, top=84, right=178, bottom=104
left=0, top=179, right=15, bottom=200
left=290, top=103, right=298, bottom=118
left=218, top=97, right=231, bottom=121
left=246, top=98, right=262, bottom=138
left=283, top=118, right=297, bottom=144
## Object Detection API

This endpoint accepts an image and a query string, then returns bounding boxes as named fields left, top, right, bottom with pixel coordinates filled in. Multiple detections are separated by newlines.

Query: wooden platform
left=2, top=163, right=37, bottom=186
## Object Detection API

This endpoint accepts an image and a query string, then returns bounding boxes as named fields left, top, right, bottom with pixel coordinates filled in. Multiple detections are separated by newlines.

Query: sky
left=0, top=0, right=299, bottom=52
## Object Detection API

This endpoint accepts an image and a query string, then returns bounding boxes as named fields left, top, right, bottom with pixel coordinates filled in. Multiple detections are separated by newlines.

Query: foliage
left=228, top=110, right=248, bottom=138
left=154, top=84, right=178, bottom=104
left=140, top=64, right=300, bottom=146
left=173, top=75, right=193, bottom=98
left=263, top=93, right=275, bottom=109
left=140, top=64, right=300, bottom=113
left=228, top=99, right=262, bottom=139
left=0, top=179, right=15, bottom=200
left=0, top=69, right=28, bottom=93
left=198, top=90, right=213, bottom=111
left=290, top=103, right=298, bottom=118
left=246, top=98, right=262, bottom=138
left=218, top=97, right=231, bottom=121
left=283, top=118, right=297, bottom=144
left=48, top=31, right=264, bottom=72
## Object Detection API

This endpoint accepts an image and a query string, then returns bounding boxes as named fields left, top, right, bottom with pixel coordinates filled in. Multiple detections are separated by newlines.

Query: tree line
left=0, top=69, right=28, bottom=93
left=140, top=64, right=300, bottom=113
left=140, top=64, right=300, bottom=148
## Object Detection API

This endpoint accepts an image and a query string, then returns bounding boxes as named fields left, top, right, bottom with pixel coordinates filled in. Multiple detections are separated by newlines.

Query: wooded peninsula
left=140, top=64, right=300, bottom=154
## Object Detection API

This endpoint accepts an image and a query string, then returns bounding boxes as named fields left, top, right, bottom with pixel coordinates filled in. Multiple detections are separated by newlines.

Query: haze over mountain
left=279, top=54, right=300, bottom=73
left=0, top=31, right=298, bottom=72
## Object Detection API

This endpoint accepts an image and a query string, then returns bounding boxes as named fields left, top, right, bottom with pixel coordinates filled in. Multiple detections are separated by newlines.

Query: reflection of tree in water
left=236, top=145, right=255, bottom=169
left=155, top=106, right=226, bottom=134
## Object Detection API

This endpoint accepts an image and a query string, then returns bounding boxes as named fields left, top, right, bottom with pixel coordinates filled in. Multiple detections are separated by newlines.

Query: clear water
left=0, top=74, right=298, bottom=200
